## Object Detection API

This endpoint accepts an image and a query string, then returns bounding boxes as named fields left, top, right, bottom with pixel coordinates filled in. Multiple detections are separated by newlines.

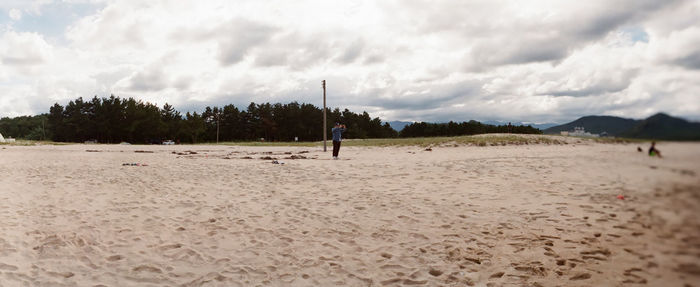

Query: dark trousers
left=332, top=140, right=341, bottom=157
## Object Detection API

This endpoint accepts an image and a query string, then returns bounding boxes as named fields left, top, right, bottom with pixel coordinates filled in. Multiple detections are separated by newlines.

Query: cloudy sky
left=1, top=0, right=699, bottom=123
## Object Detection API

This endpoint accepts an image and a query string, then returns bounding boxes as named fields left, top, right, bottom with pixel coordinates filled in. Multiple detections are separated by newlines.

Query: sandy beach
left=0, top=138, right=699, bottom=286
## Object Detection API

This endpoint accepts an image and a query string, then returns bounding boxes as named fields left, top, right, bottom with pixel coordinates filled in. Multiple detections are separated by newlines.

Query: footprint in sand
left=0, top=262, right=18, bottom=271
left=48, top=271, right=75, bottom=278
left=380, top=278, right=402, bottom=285
left=489, top=271, right=505, bottom=279
left=428, top=268, right=443, bottom=277
left=513, top=263, right=547, bottom=276
left=106, top=255, right=123, bottom=261
left=676, top=263, right=700, bottom=276
left=159, top=243, right=183, bottom=251
left=569, top=272, right=591, bottom=280
left=132, top=265, right=162, bottom=273
left=622, top=267, right=648, bottom=284
left=402, top=278, right=427, bottom=285
left=580, top=248, right=610, bottom=261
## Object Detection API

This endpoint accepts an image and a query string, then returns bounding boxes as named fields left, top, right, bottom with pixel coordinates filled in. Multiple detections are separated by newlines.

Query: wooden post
left=216, top=112, right=220, bottom=144
left=322, top=80, right=327, bottom=152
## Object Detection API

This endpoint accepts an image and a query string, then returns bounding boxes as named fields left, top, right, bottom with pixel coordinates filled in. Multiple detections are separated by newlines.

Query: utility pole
left=322, top=80, right=327, bottom=152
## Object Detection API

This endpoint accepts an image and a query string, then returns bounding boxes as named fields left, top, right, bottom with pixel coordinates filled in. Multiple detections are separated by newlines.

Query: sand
left=0, top=139, right=699, bottom=286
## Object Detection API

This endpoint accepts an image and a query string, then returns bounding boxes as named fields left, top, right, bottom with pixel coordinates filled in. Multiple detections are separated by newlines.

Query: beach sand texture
left=0, top=141, right=699, bottom=286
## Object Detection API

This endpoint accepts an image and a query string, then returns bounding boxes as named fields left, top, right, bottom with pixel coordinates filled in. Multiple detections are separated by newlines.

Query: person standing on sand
left=332, top=122, right=346, bottom=160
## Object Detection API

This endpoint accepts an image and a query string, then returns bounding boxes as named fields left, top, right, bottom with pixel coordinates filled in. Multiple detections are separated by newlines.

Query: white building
left=0, top=133, right=16, bottom=143
left=568, top=127, right=599, bottom=137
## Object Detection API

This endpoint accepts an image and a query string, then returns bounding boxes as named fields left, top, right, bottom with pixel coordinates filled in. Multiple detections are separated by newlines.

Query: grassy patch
left=6, top=134, right=644, bottom=147
left=590, top=137, right=647, bottom=144
left=341, top=135, right=567, bottom=147
left=207, top=134, right=568, bottom=148
left=207, top=141, right=319, bottom=147
left=0, top=140, right=71, bottom=146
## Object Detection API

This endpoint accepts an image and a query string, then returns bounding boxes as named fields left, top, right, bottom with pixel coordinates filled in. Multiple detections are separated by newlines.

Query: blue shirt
left=332, top=127, right=346, bottom=141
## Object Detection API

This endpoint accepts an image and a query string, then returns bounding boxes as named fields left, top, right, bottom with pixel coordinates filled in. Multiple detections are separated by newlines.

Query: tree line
left=0, top=114, right=48, bottom=140
left=0, top=95, right=542, bottom=143
left=42, top=95, right=397, bottom=143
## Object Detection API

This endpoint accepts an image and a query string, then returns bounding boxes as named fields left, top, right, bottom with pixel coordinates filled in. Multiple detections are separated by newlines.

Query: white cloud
left=8, top=8, right=21, bottom=20
left=0, top=31, right=54, bottom=67
left=650, top=26, right=700, bottom=70
left=0, top=0, right=698, bottom=123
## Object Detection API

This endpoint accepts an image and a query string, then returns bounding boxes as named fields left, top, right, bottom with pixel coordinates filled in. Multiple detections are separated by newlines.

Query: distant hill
left=620, top=113, right=700, bottom=141
left=544, top=116, right=639, bottom=136
left=531, top=123, right=560, bottom=130
left=545, top=113, right=700, bottom=141
left=388, top=121, right=413, bottom=131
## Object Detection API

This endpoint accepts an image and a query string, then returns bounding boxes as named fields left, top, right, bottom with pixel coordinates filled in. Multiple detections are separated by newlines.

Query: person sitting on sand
left=648, top=141, right=662, bottom=158
left=332, top=122, right=347, bottom=160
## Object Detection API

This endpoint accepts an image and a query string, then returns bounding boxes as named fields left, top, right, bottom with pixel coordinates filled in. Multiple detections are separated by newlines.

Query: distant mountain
left=620, top=113, right=700, bottom=141
left=531, top=123, right=560, bottom=130
left=544, top=116, right=639, bottom=136
left=544, top=113, right=700, bottom=141
left=388, top=121, right=413, bottom=131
